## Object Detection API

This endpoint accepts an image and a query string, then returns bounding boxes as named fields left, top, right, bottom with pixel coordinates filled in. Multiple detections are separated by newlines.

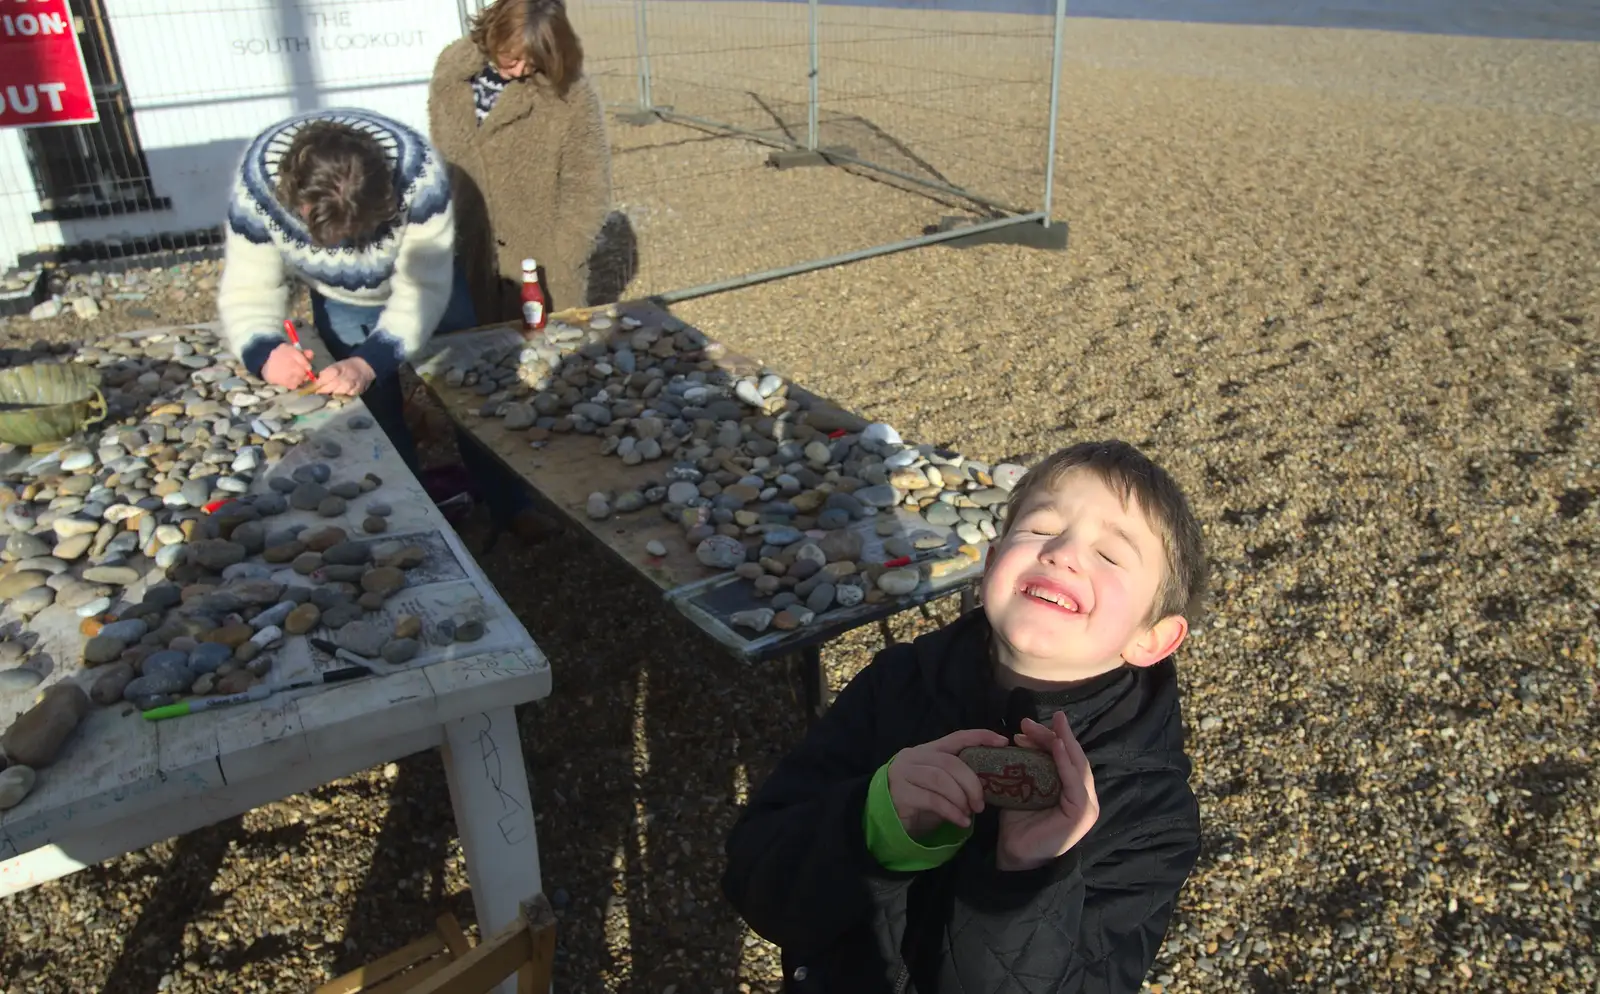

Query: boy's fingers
left=905, top=781, right=971, bottom=828
left=933, top=728, right=1009, bottom=755
left=926, top=753, right=988, bottom=812
left=1054, top=711, right=1095, bottom=784
left=909, top=762, right=978, bottom=816
left=1018, top=719, right=1058, bottom=753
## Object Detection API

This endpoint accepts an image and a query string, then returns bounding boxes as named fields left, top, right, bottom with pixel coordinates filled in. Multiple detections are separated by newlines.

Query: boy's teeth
left=1025, top=585, right=1074, bottom=609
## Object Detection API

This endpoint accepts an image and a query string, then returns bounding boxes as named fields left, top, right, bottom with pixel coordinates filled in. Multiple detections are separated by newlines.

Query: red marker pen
left=284, top=319, right=316, bottom=381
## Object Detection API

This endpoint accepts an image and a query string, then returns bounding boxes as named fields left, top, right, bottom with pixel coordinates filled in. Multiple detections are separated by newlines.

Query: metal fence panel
left=572, top=0, right=1066, bottom=304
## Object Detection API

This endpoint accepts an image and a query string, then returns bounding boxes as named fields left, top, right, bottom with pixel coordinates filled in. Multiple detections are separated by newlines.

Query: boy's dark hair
left=1001, top=440, right=1208, bottom=623
left=275, top=121, right=396, bottom=248
left=470, top=0, right=584, bottom=97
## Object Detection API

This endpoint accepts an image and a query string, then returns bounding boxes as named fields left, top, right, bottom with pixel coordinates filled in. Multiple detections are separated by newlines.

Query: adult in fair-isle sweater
left=217, top=108, right=555, bottom=540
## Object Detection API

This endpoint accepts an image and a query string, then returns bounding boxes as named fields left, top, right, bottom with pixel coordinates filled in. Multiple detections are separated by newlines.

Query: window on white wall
left=25, top=0, right=163, bottom=221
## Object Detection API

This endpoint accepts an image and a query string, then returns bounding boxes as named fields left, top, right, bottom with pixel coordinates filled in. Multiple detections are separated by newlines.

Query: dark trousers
left=309, top=267, right=532, bottom=523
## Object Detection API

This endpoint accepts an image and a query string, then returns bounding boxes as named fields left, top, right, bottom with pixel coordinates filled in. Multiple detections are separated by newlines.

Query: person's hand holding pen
left=261, top=319, right=316, bottom=389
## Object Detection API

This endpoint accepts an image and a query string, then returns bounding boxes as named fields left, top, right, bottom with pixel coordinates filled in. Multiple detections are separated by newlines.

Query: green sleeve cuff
left=863, top=759, right=973, bottom=872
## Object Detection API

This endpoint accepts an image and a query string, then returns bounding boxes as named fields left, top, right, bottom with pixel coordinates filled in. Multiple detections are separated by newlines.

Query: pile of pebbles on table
left=439, top=310, right=1030, bottom=634
left=0, top=327, right=477, bottom=814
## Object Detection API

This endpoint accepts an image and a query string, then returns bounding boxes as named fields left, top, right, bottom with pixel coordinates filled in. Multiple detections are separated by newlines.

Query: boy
left=217, top=108, right=554, bottom=540
left=217, top=108, right=457, bottom=467
left=722, top=439, right=1208, bottom=993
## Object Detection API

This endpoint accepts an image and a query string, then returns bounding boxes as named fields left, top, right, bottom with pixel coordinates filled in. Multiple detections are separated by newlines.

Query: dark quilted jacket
left=722, top=609, right=1201, bottom=993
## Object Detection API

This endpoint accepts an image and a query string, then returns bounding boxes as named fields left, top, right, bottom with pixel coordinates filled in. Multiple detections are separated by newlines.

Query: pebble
left=0, top=667, right=43, bottom=694
left=89, top=663, right=134, bottom=705
left=696, top=535, right=746, bottom=569
left=290, top=482, right=328, bottom=510
left=189, top=643, right=233, bottom=674
left=0, top=765, right=37, bottom=810
left=283, top=394, right=327, bottom=416
left=284, top=603, right=321, bottom=634
left=337, top=621, right=389, bottom=658
left=877, top=569, right=920, bottom=596
left=381, top=639, right=419, bottom=664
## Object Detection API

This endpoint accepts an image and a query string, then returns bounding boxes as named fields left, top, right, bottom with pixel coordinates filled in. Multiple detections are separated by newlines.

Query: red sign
left=0, top=0, right=98, bottom=128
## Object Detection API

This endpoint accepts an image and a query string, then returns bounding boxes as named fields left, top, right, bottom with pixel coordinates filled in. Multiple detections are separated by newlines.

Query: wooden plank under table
left=412, top=304, right=986, bottom=716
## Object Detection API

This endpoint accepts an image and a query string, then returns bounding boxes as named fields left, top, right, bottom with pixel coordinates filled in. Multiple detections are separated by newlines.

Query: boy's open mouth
left=1018, top=579, right=1082, bottom=614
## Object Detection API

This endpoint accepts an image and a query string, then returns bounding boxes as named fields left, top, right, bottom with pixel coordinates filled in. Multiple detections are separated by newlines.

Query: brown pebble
left=317, top=496, right=347, bottom=517
left=79, top=617, right=104, bottom=637
left=0, top=683, right=90, bottom=768
left=302, top=527, right=347, bottom=552
left=114, top=646, right=149, bottom=675
left=263, top=541, right=306, bottom=564
left=235, top=641, right=262, bottom=663
left=358, top=591, right=387, bottom=611
left=378, top=545, right=426, bottom=570
left=90, top=663, right=135, bottom=705
left=773, top=610, right=802, bottom=631
left=362, top=516, right=387, bottom=534
left=216, top=670, right=255, bottom=695
left=361, top=566, right=405, bottom=597
left=284, top=603, right=321, bottom=635
left=394, top=614, right=422, bottom=639
left=204, top=623, right=253, bottom=648
left=292, top=552, right=323, bottom=575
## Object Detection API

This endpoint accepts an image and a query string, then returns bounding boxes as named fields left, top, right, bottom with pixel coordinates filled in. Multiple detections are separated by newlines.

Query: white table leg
left=442, top=706, right=545, bottom=994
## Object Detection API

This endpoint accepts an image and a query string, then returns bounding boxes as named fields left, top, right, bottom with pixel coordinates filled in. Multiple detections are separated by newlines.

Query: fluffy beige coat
left=428, top=37, right=612, bottom=320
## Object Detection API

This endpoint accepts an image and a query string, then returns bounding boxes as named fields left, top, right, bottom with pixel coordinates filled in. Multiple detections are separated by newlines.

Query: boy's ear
left=1122, top=614, right=1188, bottom=668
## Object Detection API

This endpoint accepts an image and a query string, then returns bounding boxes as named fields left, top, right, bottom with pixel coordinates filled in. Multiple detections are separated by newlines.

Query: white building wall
left=0, top=0, right=473, bottom=272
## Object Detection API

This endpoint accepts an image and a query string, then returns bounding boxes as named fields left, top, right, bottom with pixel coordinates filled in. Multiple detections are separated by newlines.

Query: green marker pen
left=141, top=665, right=374, bottom=721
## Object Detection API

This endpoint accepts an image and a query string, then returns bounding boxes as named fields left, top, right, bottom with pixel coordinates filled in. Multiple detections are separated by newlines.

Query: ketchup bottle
left=520, top=258, right=547, bottom=332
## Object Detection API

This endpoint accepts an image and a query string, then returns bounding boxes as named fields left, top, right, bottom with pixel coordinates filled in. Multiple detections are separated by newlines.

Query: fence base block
left=617, top=106, right=672, bottom=127
left=929, top=216, right=1070, bottom=251
left=767, top=146, right=858, bottom=170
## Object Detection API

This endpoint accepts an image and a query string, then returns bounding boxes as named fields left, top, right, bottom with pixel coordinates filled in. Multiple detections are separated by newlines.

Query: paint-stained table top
left=0, top=324, right=551, bottom=887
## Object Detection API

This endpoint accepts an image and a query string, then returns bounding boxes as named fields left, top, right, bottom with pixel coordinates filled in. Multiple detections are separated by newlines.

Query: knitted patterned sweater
left=217, top=108, right=455, bottom=382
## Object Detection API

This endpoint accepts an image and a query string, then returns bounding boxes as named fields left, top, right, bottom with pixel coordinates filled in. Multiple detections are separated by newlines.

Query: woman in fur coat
left=428, top=0, right=612, bottom=319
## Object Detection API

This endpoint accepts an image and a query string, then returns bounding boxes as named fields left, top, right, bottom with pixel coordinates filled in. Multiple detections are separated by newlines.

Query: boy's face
left=981, top=469, right=1188, bottom=683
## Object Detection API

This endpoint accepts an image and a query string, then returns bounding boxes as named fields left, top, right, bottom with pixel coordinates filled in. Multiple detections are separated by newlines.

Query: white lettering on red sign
left=5, top=82, right=66, bottom=115
left=1, top=12, right=69, bottom=36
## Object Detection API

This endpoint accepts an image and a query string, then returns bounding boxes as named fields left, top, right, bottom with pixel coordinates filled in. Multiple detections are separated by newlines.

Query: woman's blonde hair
left=469, top=0, right=584, bottom=97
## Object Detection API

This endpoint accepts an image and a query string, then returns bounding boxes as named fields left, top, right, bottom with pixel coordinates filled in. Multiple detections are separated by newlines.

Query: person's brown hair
left=469, top=0, right=584, bottom=97
left=1000, top=440, right=1208, bottom=623
left=275, top=121, right=396, bottom=247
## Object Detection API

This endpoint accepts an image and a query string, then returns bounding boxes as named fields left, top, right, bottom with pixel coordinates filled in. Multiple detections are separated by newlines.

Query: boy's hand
left=995, top=712, right=1100, bottom=872
left=261, top=343, right=314, bottom=388
left=888, top=728, right=1008, bottom=839
left=313, top=357, right=376, bottom=396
